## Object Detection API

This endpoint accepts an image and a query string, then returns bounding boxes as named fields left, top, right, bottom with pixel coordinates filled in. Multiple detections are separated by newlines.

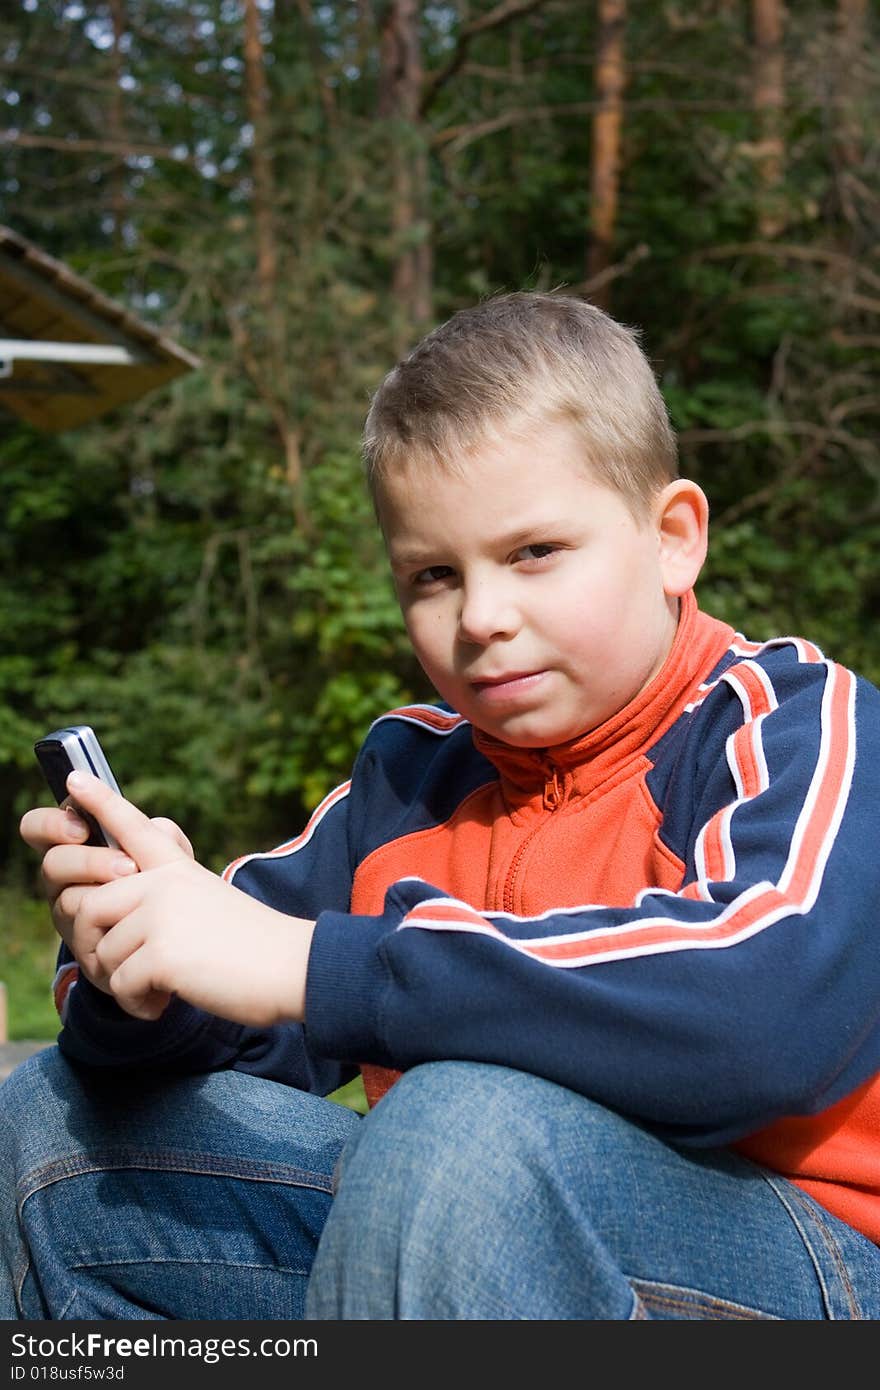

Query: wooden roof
left=0, top=225, right=200, bottom=432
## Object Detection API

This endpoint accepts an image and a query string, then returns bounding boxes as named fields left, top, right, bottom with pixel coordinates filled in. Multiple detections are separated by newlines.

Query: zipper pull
left=543, top=765, right=562, bottom=810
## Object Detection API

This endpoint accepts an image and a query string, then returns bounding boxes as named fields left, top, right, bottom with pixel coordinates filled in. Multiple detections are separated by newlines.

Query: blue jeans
left=2, top=1050, right=880, bottom=1319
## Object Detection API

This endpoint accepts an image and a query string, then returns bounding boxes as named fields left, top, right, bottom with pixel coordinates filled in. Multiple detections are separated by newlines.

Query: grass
left=0, top=886, right=60, bottom=1041
left=0, top=883, right=368, bottom=1112
left=329, top=1074, right=368, bottom=1114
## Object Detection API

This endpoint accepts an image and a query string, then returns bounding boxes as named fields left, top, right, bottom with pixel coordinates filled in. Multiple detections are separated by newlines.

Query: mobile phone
left=34, top=725, right=122, bottom=849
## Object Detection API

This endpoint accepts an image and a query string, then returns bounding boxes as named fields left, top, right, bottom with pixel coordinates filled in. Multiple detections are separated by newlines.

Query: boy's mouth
left=470, top=670, right=547, bottom=700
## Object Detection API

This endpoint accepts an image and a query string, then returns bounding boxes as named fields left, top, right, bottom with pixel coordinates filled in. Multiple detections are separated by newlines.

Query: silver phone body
left=34, top=725, right=121, bottom=849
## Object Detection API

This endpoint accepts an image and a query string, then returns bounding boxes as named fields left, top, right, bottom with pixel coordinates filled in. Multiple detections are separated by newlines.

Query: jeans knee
left=336, top=1060, right=628, bottom=1214
left=332, top=1064, right=597, bottom=1260
left=341, top=1061, right=527, bottom=1189
left=308, top=1063, right=635, bottom=1318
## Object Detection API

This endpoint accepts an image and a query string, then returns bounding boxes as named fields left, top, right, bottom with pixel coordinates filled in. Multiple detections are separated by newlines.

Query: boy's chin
left=473, top=716, right=582, bottom=749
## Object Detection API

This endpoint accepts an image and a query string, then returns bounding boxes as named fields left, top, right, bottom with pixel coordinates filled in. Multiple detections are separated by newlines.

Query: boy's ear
left=654, top=479, right=709, bottom=597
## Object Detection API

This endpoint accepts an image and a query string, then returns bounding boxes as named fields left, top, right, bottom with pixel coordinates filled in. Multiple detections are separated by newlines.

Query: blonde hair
left=363, top=291, right=678, bottom=516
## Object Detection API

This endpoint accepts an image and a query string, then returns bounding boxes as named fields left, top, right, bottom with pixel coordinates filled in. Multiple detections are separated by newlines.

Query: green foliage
left=700, top=492, right=880, bottom=688
left=0, top=413, right=416, bottom=871
left=1, top=0, right=878, bottom=894
left=0, top=888, right=59, bottom=1041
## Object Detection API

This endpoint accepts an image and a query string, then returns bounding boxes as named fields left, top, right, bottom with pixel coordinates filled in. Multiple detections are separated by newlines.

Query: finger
left=20, top=804, right=91, bottom=852
left=115, top=984, right=173, bottom=1022
left=65, top=772, right=189, bottom=872
left=75, top=870, right=150, bottom=940
left=56, top=921, right=111, bottom=990
left=92, top=918, right=174, bottom=1021
left=50, top=872, right=135, bottom=941
left=110, top=956, right=173, bottom=1021
left=70, top=877, right=151, bottom=995
left=93, top=908, right=149, bottom=980
left=54, top=884, right=98, bottom=938
left=42, top=843, right=138, bottom=905
left=54, top=883, right=117, bottom=991
left=149, top=817, right=195, bottom=859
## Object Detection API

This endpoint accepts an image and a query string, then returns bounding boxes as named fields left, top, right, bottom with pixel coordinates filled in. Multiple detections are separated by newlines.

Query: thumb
left=66, top=771, right=190, bottom=871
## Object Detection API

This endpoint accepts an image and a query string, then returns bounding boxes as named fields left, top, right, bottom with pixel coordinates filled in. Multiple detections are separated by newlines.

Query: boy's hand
left=20, top=786, right=194, bottom=991
left=20, top=773, right=314, bottom=1026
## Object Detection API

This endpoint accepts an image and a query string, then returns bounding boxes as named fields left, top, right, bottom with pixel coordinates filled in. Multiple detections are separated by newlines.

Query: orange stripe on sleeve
left=222, top=780, right=352, bottom=882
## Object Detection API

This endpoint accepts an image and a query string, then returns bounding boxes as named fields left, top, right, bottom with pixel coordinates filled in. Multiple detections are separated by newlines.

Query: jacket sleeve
left=304, top=647, right=880, bottom=1144
left=56, top=779, right=358, bottom=1097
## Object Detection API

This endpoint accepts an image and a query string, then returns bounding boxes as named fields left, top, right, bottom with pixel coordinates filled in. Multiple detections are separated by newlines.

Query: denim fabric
left=3, top=1051, right=880, bottom=1320
left=0, top=1049, right=358, bottom=1319
left=305, top=1062, right=880, bottom=1320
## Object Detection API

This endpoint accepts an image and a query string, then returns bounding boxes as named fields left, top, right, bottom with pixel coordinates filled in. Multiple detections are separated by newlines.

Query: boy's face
left=379, top=420, right=682, bottom=748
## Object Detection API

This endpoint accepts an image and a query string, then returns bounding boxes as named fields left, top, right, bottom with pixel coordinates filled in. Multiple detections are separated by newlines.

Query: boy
left=5, top=292, right=880, bottom=1319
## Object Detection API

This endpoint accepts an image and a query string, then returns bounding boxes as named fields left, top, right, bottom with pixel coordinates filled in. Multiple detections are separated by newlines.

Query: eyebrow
left=387, top=548, right=438, bottom=573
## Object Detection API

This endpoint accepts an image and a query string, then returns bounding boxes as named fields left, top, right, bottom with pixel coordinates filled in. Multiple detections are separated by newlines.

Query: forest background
left=1, top=1, right=878, bottom=1035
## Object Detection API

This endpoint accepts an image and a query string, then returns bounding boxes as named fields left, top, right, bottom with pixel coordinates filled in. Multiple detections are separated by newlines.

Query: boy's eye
left=515, top=543, right=559, bottom=562
left=413, top=564, right=455, bottom=586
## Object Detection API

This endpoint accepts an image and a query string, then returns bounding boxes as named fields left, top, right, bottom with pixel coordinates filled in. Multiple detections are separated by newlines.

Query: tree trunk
left=378, top=0, right=433, bottom=353
left=835, top=0, right=868, bottom=171
left=243, top=0, right=279, bottom=316
left=587, top=0, right=627, bottom=309
left=752, top=0, right=786, bottom=239
left=108, top=0, right=127, bottom=247
left=242, top=0, right=309, bottom=533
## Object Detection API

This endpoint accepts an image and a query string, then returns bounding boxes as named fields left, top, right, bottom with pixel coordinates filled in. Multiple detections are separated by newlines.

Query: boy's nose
left=457, top=579, right=520, bottom=645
